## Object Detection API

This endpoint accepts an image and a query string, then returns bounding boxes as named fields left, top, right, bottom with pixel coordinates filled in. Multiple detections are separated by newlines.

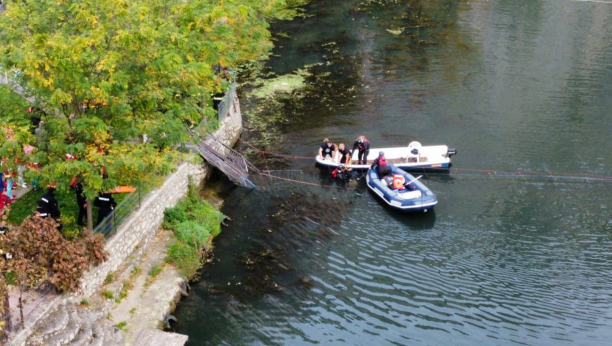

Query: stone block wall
left=77, top=162, right=209, bottom=298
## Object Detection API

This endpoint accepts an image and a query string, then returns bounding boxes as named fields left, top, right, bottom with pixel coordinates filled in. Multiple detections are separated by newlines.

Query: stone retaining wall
left=77, top=161, right=209, bottom=298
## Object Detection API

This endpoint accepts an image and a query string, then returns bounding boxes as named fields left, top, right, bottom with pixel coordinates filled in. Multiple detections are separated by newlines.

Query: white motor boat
left=315, top=141, right=457, bottom=171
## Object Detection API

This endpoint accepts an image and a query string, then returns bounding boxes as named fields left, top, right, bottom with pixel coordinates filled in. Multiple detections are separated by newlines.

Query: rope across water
left=237, top=138, right=612, bottom=188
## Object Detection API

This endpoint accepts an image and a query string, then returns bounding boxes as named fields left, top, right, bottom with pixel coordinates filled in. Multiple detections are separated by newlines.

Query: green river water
left=174, top=0, right=612, bottom=345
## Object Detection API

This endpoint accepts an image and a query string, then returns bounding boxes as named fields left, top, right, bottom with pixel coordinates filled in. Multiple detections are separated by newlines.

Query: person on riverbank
left=5, top=171, right=14, bottom=200
left=71, top=176, right=87, bottom=226
left=352, top=135, right=370, bottom=165
left=212, top=91, right=224, bottom=111
left=29, top=162, right=41, bottom=190
left=36, top=185, right=61, bottom=221
left=337, top=143, right=352, bottom=165
left=371, top=151, right=390, bottom=177
left=212, top=67, right=233, bottom=111
left=318, top=138, right=337, bottom=160
left=94, top=192, right=116, bottom=227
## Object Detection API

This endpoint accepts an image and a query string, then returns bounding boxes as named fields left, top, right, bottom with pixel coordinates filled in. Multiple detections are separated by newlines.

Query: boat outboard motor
left=447, top=148, right=457, bottom=157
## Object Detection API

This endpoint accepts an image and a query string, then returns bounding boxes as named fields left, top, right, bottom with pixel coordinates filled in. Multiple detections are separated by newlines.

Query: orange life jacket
left=392, top=174, right=405, bottom=190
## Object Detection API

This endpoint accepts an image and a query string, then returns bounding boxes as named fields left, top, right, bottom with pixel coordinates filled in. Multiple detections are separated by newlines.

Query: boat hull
left=366, top=164, right=438, bottom=212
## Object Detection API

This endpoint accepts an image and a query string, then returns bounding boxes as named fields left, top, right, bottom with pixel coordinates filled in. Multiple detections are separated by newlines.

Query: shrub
left=122, top=280, right=134, bottom=291
left=190, top=203, right=224, bottom=237
left=104, top=273, right=115, bottom=284
left=174, top=222, right=211, bottom=248
left=130, top=267, right=142, bottom=279
left=163, top=205, right=188, bottom=230
left=0, top=215, right=109, bottom=292
left=148, top=264, right=163, bottom=278
left=166, top=241, right=201, bottom=279
left=161, top=187, right=225, bottom=280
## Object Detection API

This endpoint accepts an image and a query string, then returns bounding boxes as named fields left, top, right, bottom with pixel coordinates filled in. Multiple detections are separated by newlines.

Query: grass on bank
left=163, top=186, right=225, bottom=279
left=7, top=188, right=128, bottom=238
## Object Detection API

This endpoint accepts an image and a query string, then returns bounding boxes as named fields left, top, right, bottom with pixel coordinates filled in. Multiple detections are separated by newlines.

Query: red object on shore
left=0, top=194, right=11, bottom=213
left=111, top=186, right=136, bottom=194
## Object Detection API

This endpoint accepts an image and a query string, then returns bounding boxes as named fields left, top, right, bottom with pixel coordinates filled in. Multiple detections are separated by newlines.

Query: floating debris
left=386, top=28, right=404, bottom=36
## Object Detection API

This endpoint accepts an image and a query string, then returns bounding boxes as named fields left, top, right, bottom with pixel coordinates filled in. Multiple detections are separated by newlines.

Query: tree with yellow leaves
left=0, top=0, right=306, bottom=229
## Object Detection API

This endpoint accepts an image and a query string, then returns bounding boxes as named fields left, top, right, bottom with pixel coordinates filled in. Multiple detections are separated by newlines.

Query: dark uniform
left=371, top=154, right=391, bottom=177
left=352, top=136, right=370, bottom=164
left=94, top=192, right=117, bottom=226
left=338, top=148, right=352, bottom=164
left=212, top=69, right=232, bottom=111
left=74, top=182, right=87, bottom=226
left=36, top=188, right=61, bottom=220
left=211, top=91, right=224, bottom=111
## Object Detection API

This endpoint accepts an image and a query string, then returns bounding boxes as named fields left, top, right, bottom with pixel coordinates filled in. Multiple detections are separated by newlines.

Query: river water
left=174, top=0, right=612, bottom=345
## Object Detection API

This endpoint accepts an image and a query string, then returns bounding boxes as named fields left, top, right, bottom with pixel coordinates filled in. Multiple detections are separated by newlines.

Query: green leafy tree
left=0, top=0, right=308, bottom=228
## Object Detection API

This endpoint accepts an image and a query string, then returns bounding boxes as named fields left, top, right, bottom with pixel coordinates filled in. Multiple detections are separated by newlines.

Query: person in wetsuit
left=352, top=136, right=370, bottom=165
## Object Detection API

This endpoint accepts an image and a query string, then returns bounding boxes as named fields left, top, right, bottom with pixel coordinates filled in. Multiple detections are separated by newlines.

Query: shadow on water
left=365, top=186, right=437, bottom=229
left=387, top=206, right=437, bottom=230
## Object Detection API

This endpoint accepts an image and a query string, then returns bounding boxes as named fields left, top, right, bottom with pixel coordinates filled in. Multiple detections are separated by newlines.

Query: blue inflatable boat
left=366, top=164, right=437, bottom=212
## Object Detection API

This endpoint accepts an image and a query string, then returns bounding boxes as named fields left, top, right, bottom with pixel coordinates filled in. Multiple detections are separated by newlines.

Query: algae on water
left=247, top=69, right=311, bottom=98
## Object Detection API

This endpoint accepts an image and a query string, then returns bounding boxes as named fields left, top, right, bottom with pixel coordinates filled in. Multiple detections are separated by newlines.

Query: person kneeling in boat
left=337, top=143, right=352, bottom=165
left=318, top=138, right=337, bottom=160
left=372, top=151, right=391, bottom=177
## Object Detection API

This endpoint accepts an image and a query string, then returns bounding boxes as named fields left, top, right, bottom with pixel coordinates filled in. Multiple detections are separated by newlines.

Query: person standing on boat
left=352, top=136, right=370, bottom=165
left=371, top=151, right=391, bottom=177
left=318, top=138, right=337, bottom=160
left=337, top=143, right=352, bottom=164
